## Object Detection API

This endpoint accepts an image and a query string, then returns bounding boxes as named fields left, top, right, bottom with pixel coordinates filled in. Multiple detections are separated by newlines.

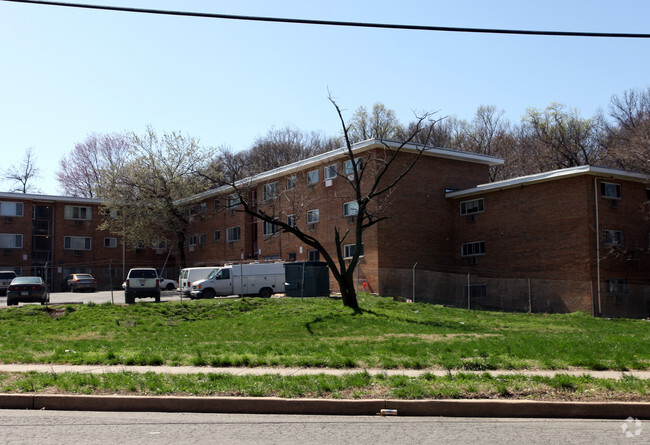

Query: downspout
left=594, top=178, right=602, bottom=316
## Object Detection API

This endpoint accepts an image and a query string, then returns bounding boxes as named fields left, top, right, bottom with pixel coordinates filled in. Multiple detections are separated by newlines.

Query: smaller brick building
left=0, top=192, right=174, bottom=290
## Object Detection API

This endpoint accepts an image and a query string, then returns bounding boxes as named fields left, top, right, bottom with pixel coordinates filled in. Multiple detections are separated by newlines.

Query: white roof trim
left=0, top=192, right=101, bottom=204
left=191, top=139, right=504, bottom=201
left=446, top=165, right=649, bottom=199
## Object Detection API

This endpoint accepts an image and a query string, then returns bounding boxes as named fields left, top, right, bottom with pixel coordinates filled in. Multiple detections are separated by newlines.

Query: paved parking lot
left=1, top=289, right=184, bottom=307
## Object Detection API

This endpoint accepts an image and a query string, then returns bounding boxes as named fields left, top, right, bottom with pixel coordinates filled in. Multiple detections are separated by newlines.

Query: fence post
left=467, top=273, right=471, bottom=310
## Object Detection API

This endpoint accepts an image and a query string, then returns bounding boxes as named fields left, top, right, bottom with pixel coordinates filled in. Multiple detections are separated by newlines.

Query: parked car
left=6, top=276, right=50, bottom=306
left=124, top=268, right=161, bottom=304
left=179, top=267, right=218, bottom=297
left=159, top=277, right=178, bottom=290
left=63, top=273, right=97, bottom=292
left=0, top=270, right=17, bottom=296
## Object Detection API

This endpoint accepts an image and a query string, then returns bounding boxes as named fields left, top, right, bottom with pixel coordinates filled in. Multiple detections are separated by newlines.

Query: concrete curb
left=1, top=394, right=649, bottom=419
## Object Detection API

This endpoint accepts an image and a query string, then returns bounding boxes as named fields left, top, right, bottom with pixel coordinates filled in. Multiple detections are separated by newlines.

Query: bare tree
left=245, top=126, right=338, bottom=175
left=96, top=126, right=218, bottom=269
left=520, top=103, right=604, bottom=171
left=57, top=133, right=130, bottom=198
left=601, top=87, right=650, bottom=174
left=2, top=147, right=40, bottom=193
left=207, top=99, right=440, bottom=310
left=347, top=102, right=404, bottom=143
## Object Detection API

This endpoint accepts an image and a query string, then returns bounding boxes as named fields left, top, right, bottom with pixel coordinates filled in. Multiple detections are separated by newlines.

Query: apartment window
left=325, top=164, right=338, bottom=180
left=263, top=219, right=279, bottom=236
left=0, top=202, right=23, bottom=217
left=460, top=198, right=484, bottom=216
left=188, top=235, right=197, bottom=246
left=0, top=234, right=22, bottom=249
left=199, top=202, right=207, bottom=214
left=287, top=214, right=296, bottom=227
left=307, top=209, right=319, bottom=224
left=343, top=158, right=361, bottom=176
left=308, top=249, right=320, bottom=261
left=64, top=205, right=92, bottom=221
left=263, top=182, right=279, bottom=201
left=213, top=230, right=221, bottom=242
left=605, top=278, right=627, bottom=294
left=227, top=226, right=241, bottom=242
left=461, top=241, right=485, bottom=257
left=213, top=198, right=221, bottom=210
left=189, top=206, right=197, bottom=216
left=152, top=240, right=167, bottom=250
left=463, top=284, right=488, bottom=299
left=227, top=194, right=241, bottom=209
left=286, top=176, right=296, bottom=190
left=603, top=230, right=624, bottom=246
left=343, top=201, right=359, bottom=217
left=343, top=243, right=364, bottom=259
left=199, top=233, right=207, bottom=246
left=307, top=169, right=319, bottom=186
left=64, top=236, right=91, bottom=250
left=601, top=182, right=621, bottom=199
left=104, top=237, right=117, bottom=248
left=288, top=252, right=297, bottom=262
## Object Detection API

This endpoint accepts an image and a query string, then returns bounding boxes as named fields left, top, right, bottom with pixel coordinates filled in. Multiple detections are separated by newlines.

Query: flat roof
left=0, top=192, right=101, bottom=205
left=192, top=139, right=504, bottom=201
left=446, top=165, right=649, bottom=199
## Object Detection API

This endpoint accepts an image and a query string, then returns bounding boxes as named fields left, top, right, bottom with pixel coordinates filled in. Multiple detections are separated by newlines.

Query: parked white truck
left=190, top=263, right=285, bottom=299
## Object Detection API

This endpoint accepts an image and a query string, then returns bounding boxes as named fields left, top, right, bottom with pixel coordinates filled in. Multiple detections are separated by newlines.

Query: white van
left=190, top=262, right=285, bottom=299
left=178, top=267, right=218, bottom=297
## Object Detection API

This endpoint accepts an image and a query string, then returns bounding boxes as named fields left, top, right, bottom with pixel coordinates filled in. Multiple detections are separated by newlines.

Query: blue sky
left=1, top=0, right=649, bottom=195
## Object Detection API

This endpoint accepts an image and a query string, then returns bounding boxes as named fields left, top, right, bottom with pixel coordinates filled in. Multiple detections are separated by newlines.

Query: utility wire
left=3, top=0, right=650, bottom=39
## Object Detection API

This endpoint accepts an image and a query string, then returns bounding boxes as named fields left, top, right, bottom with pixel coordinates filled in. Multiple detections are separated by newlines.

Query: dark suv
left=124, top=268, right=161, bottom=304
left=0, top=270, right=18, bottom=296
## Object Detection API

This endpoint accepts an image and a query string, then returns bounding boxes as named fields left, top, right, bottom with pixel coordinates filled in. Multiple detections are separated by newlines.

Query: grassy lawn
left=0, top=294, right=649, bottom=370
left=1, top=294, right=649, bottom=400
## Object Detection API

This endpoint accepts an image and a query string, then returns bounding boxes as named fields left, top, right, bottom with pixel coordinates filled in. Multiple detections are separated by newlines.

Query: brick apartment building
left=183, top=140, right=650, bottom=318
left=2, top=140, right=649, bottom=317
left=0, top=192, right=175, bottom=291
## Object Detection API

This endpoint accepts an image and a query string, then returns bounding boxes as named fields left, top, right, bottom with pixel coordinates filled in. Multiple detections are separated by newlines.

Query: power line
left=3, top=0, right=650, bottom=39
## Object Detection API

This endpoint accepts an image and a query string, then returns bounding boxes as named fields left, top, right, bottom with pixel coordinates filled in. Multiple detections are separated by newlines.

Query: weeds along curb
left=1, top=394, right=649, bottom=419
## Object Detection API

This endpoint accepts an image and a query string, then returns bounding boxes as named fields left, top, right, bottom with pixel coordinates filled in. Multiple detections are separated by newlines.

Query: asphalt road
left=1, top=289, right=189, bottom=307
left=0, top=411, right=643, bottom=445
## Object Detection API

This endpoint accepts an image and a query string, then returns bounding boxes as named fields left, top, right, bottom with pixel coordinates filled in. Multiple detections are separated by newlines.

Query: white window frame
left=263, top=182, right=279, bottom=201
left=0, top=234, right=22, bottom=249
left=307, top=209, right=319, bottom=224
left=603, top=229, right=624, bottom=246
left=287, top=214, right=296, bottom=227
left=601, top=182, right=621, bottom=200
left=343, top=158, right=361, bottom=176
left=213, top=199, right=220, bottom=210
left=198, top=233, right=207, bottom=246
left=227, top=226, right=241, bottom=243
left=343, top=243, right=364, bottom=259
left=605, top=278, right=627, bottom=294
left=325, top=164, right=338, bottom=180
left=199, top=202, right=207, bottom=214
left=307, top=169, right=319, bottom=186
left=188, top=235, right=197, bottom=247
left=64, top=205, right=92, bottom=221
left=0, top=202, right=24, bottom=217
left=286, top=176, right=296, bottom=190
left=227, top=194, right=241, bottom=209
left=64, top=236, right=91, bottom=251
left=461, top=241, right=485, bottom=257
left=104, top=237, right=118, bottom=248
left=263, top=219, right=279, bottom=236
left=460, top=198, right=484, bottom=216
left=343, top=201, right=359, bottom=217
